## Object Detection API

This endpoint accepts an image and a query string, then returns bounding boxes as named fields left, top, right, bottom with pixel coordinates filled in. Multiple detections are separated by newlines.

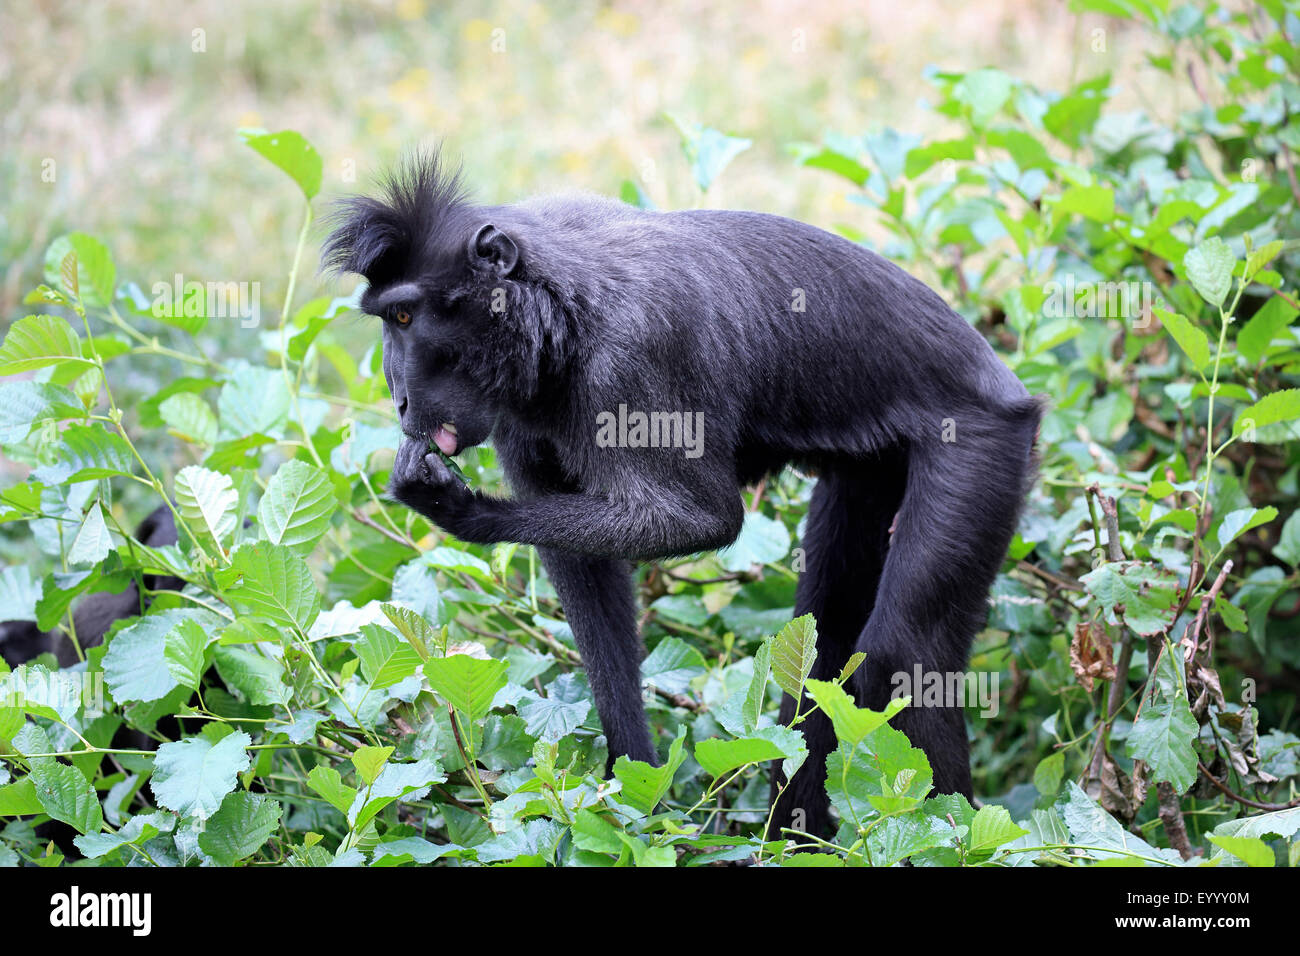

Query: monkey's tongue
left=432, top=426, right=458, bottom=456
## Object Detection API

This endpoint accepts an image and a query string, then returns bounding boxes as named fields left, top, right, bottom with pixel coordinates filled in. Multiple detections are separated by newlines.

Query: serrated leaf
left=44, top=233, right=116, bottom=306
left=150, top=731, right=251, bottom=821
left=0, top=380, right=82, bottom=442
left=1155, top=307, right=1210, bottom=370
left=639, top=636, right=706, bottom=695
left=424, top=654, right=509, bottom=725
left=159, top=392, right=218, bottom=445
left=716, top=511, right=791, bottom=571
left=30, top=761, right=103, bottom=835
left=31, top=424, right=135, bottom=484
left=1206, top=834, right=1274, bottom=867
left=1126, top=651, right=1198, bottom=794
left=805, top=679, right=908, bottom=748
left=1184, top=237, right=1236, bottom=308
left=258, top=459, right=334, bottom=552
left=1234, top=389, right=1300, bottom=437
left=306, top=766, right=357, bottom=815
left=222, top=542, right=321, bottom=633
left=1244, top=239, right=1284, bottom=281
left=352, top=745, right=393, bottom=785
left=968, top=804, right=1029, bottom=855
left=1080, top=561, right=1179, bottom=636
left=175, top=465, right=237, bottom=550
left=612, top=728, right=687, bottom=814
left=1217, top=506, right=1278, bottom=549
left=213, top=645, right=290, bottom=706
left=0, top=315, right=92, bottom=376
left=67, top=501, right=113, bottom=566
left=695, top=736, right=787, bottom=778
left=354, top=624, right=423, bottom=690
left=240, top=128, right=323, bottom=200
left=103, top=609, right=199, bottom=703
left=769, top=614, right=818, bottom=701
left=198, top=791, right=282, bottom=865
left=165, top=617, right=209, bottom=690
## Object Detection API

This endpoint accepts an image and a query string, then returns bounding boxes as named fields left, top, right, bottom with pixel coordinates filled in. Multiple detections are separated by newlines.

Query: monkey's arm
left=388, top=439, right=742, bottom=560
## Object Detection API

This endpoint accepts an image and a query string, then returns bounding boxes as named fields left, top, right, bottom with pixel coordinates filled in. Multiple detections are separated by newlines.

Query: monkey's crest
left=321, top=147, right=471, bottom=279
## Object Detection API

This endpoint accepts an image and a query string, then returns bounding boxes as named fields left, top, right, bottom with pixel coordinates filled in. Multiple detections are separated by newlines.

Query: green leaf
left=0, top=566, right=41, bottom=622
left=307, top=766, right=357, bottom=815
left=222, top=542, right=321, bottom=633
left=1233, top=389, right=1300, bottom=437
left=968, top=804, right=1029, bottom=855
left=0, top=380, right=82, bottom=442
left=198, top=791, right=282, bottom=865
left=175, top=465, right=237, bottom=550
left=953, top=68, right=1015, bottom=127
left=31, top=424, right=135, bottom=484
left=159, top=392, right=218, bottom=445
left=103, top=609, right=199, bottom=703
left=30, top=761, right=103, bottom=835
left=1155, top=307, right=1210, bottom=370
left=769, top=615, right=818, bottom=702
left=613, top=728, right=687, bottom=814
left=258, top=459, right=334, bottom=552
left=1244, top=239, right=1284, bottom=281
left=695, top=736, right=786, bottom=777
left=639, top=636, right=706, bottom=695
left=805, top=679, right=908, bottom=748
left=239, top=128, right=323, bottom=200
left=1033, top=751, right=1065, bottom=797
left=150, top=731, right=252, bottom=821
left=1275, top=511, right=1300, bottom=566
left=716, top=511, right=791, bottom=571
left=1055, top=184, right=1115, bottom=222
left=68, top=501, right=113, bottom=566
left=1080, top=562, right=1179, bottom=636
left=515, top=685, right=591, bottom=743
left=213, top=645, right=290, bottom=706
left=0, top=779, right=44, bottom=816
left=424, top=654, right=509, bottom=725
left=165, top=617, right=209, bottom=690
left=44, top=233, right=116, bottom=306
left=742, top=638, right=773, bottom=733
left=354, top=624, right=423, bottom=690
left=352, top=745, right=393, bottom=785
left=1237, top=296, right=1298, bottom=364
left=1126, top=652, right=1197, bottom=794
left=1184, top=237, right=1237, bottom=308
left=1217, top=506, right=1278, bottom=549
left=570, top=808, right=628, bottom=855
left=666, top=115, right=752, bottom=192
left=1206, top=834, right=1274, bottom=867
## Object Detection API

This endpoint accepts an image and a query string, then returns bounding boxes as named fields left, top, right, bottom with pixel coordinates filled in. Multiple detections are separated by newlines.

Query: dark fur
left=325, top=153, right=1042, bottom=838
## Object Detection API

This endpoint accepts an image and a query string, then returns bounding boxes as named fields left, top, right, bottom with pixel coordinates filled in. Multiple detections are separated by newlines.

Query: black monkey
left=324, top=155, right=1041, bottom=839
left=0, top=506, right=182, bottom=669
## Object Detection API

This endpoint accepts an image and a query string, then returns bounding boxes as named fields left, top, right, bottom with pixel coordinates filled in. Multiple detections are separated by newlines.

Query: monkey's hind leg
left=766, top=454, right=907, bottom=841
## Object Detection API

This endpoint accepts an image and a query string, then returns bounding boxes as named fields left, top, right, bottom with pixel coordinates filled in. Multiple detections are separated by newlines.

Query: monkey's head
left=323, top=152, right=570, bottom=454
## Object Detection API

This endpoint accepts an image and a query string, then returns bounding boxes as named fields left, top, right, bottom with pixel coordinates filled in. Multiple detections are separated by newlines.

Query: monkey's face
left=370, top=282, right=499, bottom=456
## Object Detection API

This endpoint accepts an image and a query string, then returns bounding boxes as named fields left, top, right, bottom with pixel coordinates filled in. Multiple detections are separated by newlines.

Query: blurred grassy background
left=0, top=0, right=1163, bottom=328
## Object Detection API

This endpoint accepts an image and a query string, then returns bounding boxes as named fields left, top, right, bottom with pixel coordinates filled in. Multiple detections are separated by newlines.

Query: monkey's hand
left=388, top=438, right=481, bottom=535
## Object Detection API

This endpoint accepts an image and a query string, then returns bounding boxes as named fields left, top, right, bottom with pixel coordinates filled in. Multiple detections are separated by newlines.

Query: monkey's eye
left=394, top=307, right=412, bottom=326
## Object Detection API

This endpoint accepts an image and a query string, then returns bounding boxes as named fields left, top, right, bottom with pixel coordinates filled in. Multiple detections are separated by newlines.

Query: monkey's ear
left=471, top=224, right=519, bottom=276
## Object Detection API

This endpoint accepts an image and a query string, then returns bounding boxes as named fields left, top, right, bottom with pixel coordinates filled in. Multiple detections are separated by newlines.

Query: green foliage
left=2, top=3, right=1300, bottom=867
